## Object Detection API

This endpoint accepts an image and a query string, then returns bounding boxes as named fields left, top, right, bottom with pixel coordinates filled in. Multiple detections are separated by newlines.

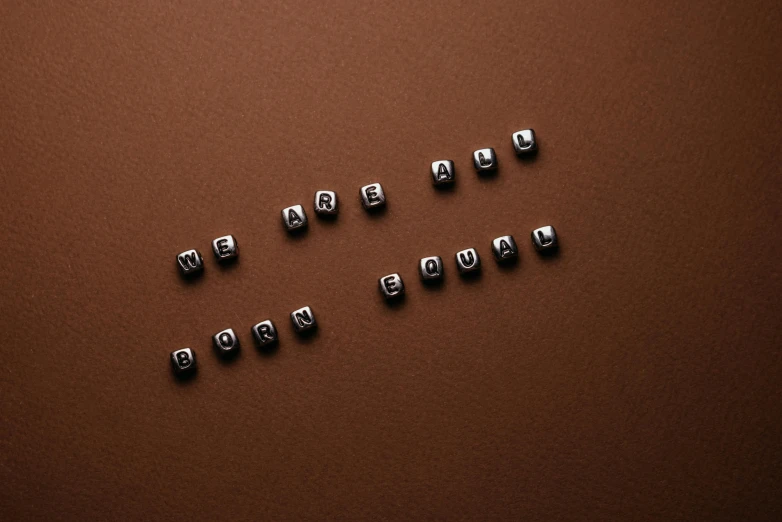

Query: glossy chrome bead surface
left=472, top=148, right=497, bottom=172
left=211, top=235, right=238, bottom=262
left=379, top=273, right=404, bottom=299
left=282, top=204, right=308, bottom=232
left=491, top=235, right=518, bottom=261
left=251, top=320, right=278, bottom=348
left=314, top=191, right=338, bottom=216
left=430, top=160, right=455, bottom=185
left=419, top=256, right=444, bottom=281
left=212, top=328, right=240, bottom=358
left=360, top=183, right=386, bottom=210
left=176, top=249, right=204, bottom=276
left=290, top=306, right=317, bottom=333
left=455, top=248, right=481, bottom=274
left=512, top=129, right=537, bottom=155
left=532, top=225, right=558, bottom=252
left=170, top=348, right=197, bottom=376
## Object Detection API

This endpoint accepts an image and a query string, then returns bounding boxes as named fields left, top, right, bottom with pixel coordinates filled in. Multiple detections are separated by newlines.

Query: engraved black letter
left=318, top=193, right=333, bottom=210
left=288, top=209, right=302, bottom=225
left=176, top=351, right=191, bottom=367
left=499, top=239, right=514, bottom=258
left=293, top=310, right=312, bottom=327
left=383, top=276, right=399, bottom=294
left=425, top=259, right=439, bottom=275
left=459, top=251, right=475, bottom=267
left=365, top=186, right=380, bottom=204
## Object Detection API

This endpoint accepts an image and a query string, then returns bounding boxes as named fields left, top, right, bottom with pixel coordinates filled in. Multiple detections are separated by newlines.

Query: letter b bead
left=379, top=273, right=404, bottom=299
left=170, top=348, right=197, bottom=376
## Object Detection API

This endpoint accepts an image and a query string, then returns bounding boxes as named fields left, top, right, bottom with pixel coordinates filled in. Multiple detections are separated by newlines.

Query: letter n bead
left=492, top=235, right=518, bottom=262
left=379, top=273, right=404, bottom=299
left=176, top=249, right=203, bottom=276
left=455, top=248, right=481, bottom=274
left=170, top=348, right=197, bottom=376
left=290, top=306, right=317, bottom=333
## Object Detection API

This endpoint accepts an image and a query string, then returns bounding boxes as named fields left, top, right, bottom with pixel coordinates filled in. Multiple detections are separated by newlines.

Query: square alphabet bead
left=290, top=306, right=317, bottom=333
left=282, top=204, right=308, bottom=232
left=212, top=328, right=240, bottom=358
left=419, top=256, right=444, bottom=280
left=379, top=273, right=404, bottom=299
left=211, top=235, right=238, bottom=262
left=455, top=248, right=481, bottom=273
left=252, top=320, right=278, bottom=348
left=472, top=148, right=497, bottom=172
left=360, top=183, right=386, bottom=210
left=512, top=129, right=537, bottom=155
left=176, top=249, right=203, bottom=276
left=431, top=160, right=455, bottom=185
left=492, top=235, right=518, bottom=261
left=532, top=225, right=558, bottom=252
left=170, top=348, right=196, bottom=376
left=314, top=191, right=338, bottom=216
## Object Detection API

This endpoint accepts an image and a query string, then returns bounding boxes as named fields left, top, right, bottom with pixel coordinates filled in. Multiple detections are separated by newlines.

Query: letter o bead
left=379, top=273, right=404, bottom=299
left=212, top=328, right=240, bottom=358
left=170, top=348, right=197, bottom=376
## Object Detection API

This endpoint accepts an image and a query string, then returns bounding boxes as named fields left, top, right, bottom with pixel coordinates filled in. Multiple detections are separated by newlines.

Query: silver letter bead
left=176, top=249, right=203, bottom=276
left=532, top=225, right=558, bottom=252
left=282, top=204, right=308, bottom=232
left=431, top=160, right=455, bottom=185
left=492, top=235, right=518, bottom=261
left=212, top=328, right=240, bottom=358
left=419, top=256, right=443, bottom=281
left=360, top=183, right=386, bottom=210
left=251, top=320, right=278, bottom=348
left=170, top=348, right=197, bottom=376
left=314, top=191, right=338, bottom=216
left=290, top=306, right=317, bottom=333
left=512, top=129, right=537, bottom=155
left=379, top=273, right=404, bottom=299
left=455, top=248, right=481, bottom=274
left=472, top=148, right=497, bottom=173
left=211, top=235, right=238, bottom=262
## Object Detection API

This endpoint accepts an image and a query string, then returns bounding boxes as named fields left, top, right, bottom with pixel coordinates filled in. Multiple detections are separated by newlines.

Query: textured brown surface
left=1, top=1, right=781, bottom=520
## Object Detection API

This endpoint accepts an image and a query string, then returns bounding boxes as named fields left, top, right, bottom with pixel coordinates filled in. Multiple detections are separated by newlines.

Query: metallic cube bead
left=492, top=235, right=519, bottom=261
left=379, top=273, right=404, bottom=299
left=455, top=248, right=481, bottom=273
left=282, top=204, right=308, bottom=232
left=431, top=160, right=455, bottom=185
left=251, top=320, right=278, bottom=348
left=314, top=191, right=338, bottom=216
left=512, top=129, right=537, bottom=155
left=176, top=249, right=203, bottom=276
left=472, top=148, right=497, bottom=172
left=212, top=328, right=240, bottom=357
left=290, top=306, right=317, bottom=333
left=360, top=183, right=386, bottom=210
left=419, top=256, right=444, bottom=280
left=170, top=348, right=196, bottom=376
left=211, top=235, right=238, bottom=262
left=532, top=225, right=558, bottom=252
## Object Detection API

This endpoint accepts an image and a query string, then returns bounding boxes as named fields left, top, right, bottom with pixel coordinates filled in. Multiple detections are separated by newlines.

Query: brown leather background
left=2, top=1, right=781, bottom=520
